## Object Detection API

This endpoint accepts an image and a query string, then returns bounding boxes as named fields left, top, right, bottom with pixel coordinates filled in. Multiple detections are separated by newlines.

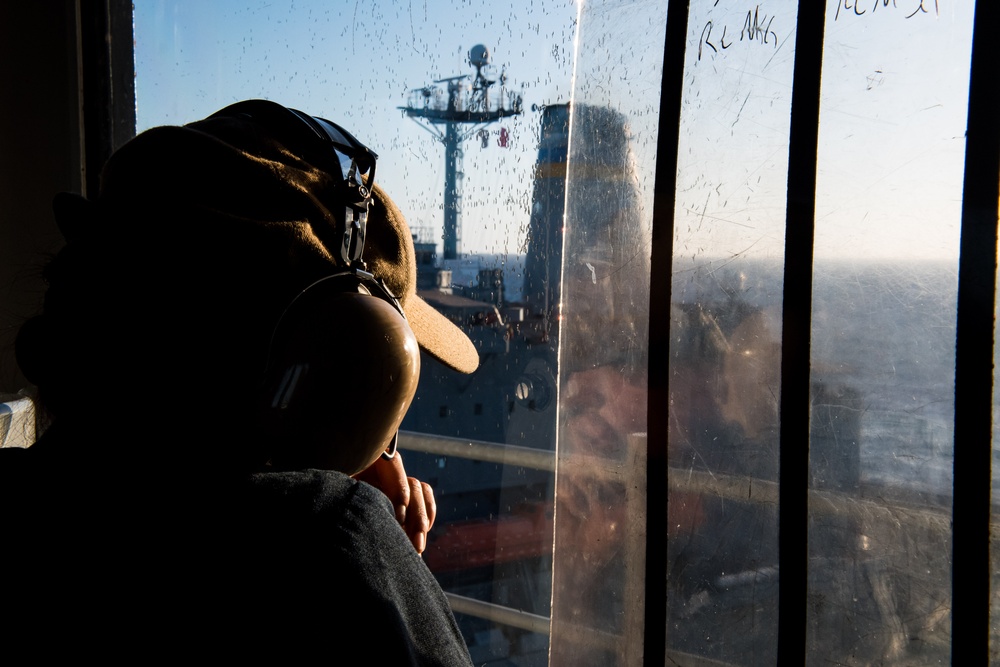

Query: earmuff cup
left=258, top=274, right=421, bottom=475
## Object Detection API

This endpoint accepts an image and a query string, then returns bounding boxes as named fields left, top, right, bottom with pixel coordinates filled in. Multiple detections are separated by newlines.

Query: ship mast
left=400, top=44, right=522, bottom=260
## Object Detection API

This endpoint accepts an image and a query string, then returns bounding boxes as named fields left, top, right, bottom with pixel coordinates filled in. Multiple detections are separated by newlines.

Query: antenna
left=399, top=44, right=523, bottom=260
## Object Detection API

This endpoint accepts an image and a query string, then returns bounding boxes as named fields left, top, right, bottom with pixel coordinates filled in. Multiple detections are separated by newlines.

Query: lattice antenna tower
left=400, top=44, right=523, bottom=260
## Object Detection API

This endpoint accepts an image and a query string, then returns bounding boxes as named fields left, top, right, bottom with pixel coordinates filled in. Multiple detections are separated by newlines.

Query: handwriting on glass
left=834, top=0, right=940, bottom=21
left=698, top=5, right=779, bottom=61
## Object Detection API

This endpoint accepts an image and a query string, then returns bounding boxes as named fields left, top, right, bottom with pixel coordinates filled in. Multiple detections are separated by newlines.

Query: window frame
left=643, top=0, right=998, bottom=664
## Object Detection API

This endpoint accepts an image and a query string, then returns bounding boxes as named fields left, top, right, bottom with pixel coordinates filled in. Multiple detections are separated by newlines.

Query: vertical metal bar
left=951, top=1, right=1000, bottom=663
left=777, top=2, right=826, bottom=664
left=644, top=0, right=689, bottom=664
left=442, top=122, right=462, bottom=260
left=79, top=0, right=135, bottom=198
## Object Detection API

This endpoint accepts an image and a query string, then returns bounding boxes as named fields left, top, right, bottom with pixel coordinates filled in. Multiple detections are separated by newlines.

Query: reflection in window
left=664, top=1, right=797, bottom=663
left=810, top=2, right=971, bottom=662
left=548, top=1, right=664, bottom=664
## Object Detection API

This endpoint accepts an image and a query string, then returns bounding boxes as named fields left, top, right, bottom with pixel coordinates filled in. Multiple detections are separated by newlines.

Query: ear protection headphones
left=210, top=100, right=420, bottom=474
left=209, top=99, right=378, bottom=268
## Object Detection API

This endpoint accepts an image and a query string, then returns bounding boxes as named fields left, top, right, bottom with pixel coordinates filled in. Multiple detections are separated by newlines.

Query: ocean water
left=811, top=260, right=959, bottom=499
left=479, top=254, right=966, bottom=499
left=673, top=257, right=962, bottom=501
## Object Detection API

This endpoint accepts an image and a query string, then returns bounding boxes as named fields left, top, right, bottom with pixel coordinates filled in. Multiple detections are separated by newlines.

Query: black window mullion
left=951, top=1, right=1000, bottom=663
left=777, top=2, right=826, bottom=664
left=79, top=0, right=136, bottom=198
left=644, top=0, right=690, bottom=665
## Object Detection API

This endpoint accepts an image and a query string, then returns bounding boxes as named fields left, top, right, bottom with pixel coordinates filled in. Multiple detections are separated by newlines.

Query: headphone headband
left=208, top=100, right=378, bottom=268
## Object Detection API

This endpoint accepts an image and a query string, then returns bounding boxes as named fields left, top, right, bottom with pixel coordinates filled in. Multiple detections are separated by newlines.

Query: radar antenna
left=399, top=44, right=523, bottom=260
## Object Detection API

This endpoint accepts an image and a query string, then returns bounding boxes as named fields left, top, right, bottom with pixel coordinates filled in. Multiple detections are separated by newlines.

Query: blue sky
left=135, top=0, right=579, bottom=258
left=135, top=0, right=975, bottom=262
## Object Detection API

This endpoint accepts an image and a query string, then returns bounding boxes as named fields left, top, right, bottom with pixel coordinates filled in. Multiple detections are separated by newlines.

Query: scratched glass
left=659, top=1, right=798, bottom=664
left=547, top=2, right=665, bottom=664
left=993, top=208, right=1000, bottom=660
left=135, top=2, right=577, bottom=662
left=809, top=2, right=973, bottom=663
left=132, top=1, right=986, bottom=663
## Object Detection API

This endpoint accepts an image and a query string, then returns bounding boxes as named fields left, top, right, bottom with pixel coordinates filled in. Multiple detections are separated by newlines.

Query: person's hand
left=354, top=452, right=436, bottom=554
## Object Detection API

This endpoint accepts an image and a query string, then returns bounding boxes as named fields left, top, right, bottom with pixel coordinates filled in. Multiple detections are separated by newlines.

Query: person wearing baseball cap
left=5, top=100, right=476, bottom=664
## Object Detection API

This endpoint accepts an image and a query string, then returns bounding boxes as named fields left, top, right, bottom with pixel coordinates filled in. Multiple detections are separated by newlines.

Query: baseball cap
left=97, top=100, right=479, bottom=375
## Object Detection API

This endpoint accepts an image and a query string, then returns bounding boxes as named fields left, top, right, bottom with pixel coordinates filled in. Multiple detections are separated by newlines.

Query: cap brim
left=405, top=294, right=480, bottom=374
left=365, top=183, right=479, bottom=374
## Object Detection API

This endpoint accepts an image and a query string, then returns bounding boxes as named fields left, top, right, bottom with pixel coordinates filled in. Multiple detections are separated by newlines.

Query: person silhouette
left=4, top=99, right=477, bottom=664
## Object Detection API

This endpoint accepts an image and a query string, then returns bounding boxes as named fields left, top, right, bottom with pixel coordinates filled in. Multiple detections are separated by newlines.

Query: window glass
left=658, top=2, right=797, bottom=664
left=133, top=2, right=988, bottom=664
left=810, top=2, right=973, bottom=662
left=136, top=2, right=577, bottom=663
left=993, top=211, right=1000, bottom=659
left=547, top=1, right=665, bottom=664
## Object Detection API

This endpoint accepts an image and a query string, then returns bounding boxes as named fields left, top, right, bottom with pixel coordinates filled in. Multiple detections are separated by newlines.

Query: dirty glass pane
left=661, top=2, right=797, bottom=665
left=809, top=3, right=973, bottom=663
left=993, top=219, right=1000, bottom=660
left=547, top=1, right=665, bottom=665
left=135, top=2, right=577, bottom=663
